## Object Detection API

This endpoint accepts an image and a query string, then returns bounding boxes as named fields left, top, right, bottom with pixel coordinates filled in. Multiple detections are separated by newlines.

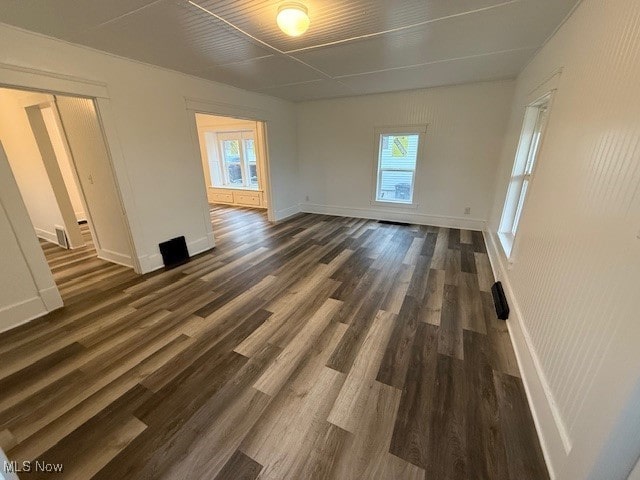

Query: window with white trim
left=499, top=97, right=550, bottom=258
left=373, top=126, right=425, bottom=205
left=208, top=130, right=259, bottom=190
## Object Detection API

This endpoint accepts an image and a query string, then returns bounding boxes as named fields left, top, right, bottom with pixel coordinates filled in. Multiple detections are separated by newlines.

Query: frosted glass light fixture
left=277, top=3, right=310, bottom=37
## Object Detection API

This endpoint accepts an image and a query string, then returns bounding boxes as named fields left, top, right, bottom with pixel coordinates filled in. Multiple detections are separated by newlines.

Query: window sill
left=370, top=200, right=419, bottom=209
left=497, top=232, right=514, bottom=260
left=209, top=185, right=262, bottom=192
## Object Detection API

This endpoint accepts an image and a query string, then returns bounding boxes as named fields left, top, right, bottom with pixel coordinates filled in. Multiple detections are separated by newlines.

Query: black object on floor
left=377, top=220, right=411, bottom=226
left=159, top=236, right=189, bottom=269
left=492, top=281, right=510, bottom=320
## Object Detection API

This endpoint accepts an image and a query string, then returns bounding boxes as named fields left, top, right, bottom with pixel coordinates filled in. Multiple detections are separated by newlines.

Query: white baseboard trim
left=484, top=229, right=570, bottom=479
left=97, top=248, right=134, bottom=269
left=301, top=203, right=486, bottom=230
left=0, top=296, right=47, bottom=333
left=0, top=447, right=19, bottom=480
left=34, top=227, right=58, bottom=245
left=188, top=235, right=216, bottom=258
left=138, top=236, right=215, bottom=274
left=206, top=230, right=215, bottom=247
left=39, top=285, right=63, bottom=311
left=274, top=204, right=301, bottom=222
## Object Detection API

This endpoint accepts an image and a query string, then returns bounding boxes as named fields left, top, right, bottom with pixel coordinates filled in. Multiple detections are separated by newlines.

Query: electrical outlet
left=464, top=207, right=471, bottom=215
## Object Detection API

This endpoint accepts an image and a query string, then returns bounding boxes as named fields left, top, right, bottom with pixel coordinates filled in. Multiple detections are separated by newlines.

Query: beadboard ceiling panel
left=292, top=1, right=568, bottom=77
left=337, top=48, right=536, bottom=95
left=0, top=0, right=580, bottom=100
left=0, top=0, right=158, bottom=38
left=71, top=1, right=274, bottom=74
left=193, top=0, right=508, bottom=52
left=197, top=54, right=325, bottom=91
left=258, top=79, right=356, bottom=102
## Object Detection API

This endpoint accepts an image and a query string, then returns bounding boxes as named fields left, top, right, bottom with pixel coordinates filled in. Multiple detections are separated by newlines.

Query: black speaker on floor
left=491, top=281, right=510, bottom=320
left=159, top=236, right=189, bottom=269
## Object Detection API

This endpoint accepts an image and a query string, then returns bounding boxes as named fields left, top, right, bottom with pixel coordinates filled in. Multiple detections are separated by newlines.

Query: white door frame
left=184, top=97, right=275, bottom=222
left=0, top=63, right=143, bottom=277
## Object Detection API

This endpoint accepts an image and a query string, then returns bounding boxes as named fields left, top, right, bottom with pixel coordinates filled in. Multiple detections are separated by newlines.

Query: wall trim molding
left=139, top=235, right=215, bottom=274
left=301, top=203, right=486, bottom=230
left=274, top=204, right=302, bottom=223
left=484, top=229, right=572, bottom=479
left=0, top=296, right=47, bottom=334
left=39, top=285, right=63, bottom=311
left=0, top=61, right=109, bottom=98
left=34, top=227, right=58, bottom=245
left=184, top=97, right=270, bottom=122
left=97, top=248, right=134, bottom=269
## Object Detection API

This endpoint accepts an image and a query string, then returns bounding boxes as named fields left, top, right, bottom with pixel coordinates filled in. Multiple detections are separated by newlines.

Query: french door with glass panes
left=217, top=131, right=259, bottom=189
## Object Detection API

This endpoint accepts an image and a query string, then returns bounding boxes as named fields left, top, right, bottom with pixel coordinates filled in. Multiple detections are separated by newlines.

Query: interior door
left=54, top=96, right=133, bottom=267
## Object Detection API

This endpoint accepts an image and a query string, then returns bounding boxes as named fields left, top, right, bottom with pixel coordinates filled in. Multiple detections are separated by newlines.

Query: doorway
left=0, top=86, right=136, bottom=299
left=194, top=113, right=271, bottom=227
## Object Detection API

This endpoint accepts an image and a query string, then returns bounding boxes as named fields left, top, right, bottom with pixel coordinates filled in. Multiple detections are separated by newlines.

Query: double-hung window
left=373, top=126, right=426, bottom=206
left=499, top=97, right=550, bottom=258
left=209, top=130, right=260, bottom=190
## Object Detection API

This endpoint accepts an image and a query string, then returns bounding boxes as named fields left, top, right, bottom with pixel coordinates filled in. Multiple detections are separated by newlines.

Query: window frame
left=212, top=130, right=260, bottom=190
left=218, top=133, right=245, bottom=186
left=371, top=125, right=427, bottom=208
left=498, top=93, right=552, bottom=260
left=243, top=137, right=259, bottom=188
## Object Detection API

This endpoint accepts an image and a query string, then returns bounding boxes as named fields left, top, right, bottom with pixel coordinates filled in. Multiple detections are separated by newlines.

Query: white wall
left=297, top=80, right=515, bottom=230
left=196, top=115, right=257, bottom=130
left=486, top=0, right=640, bottom=478
left=629, top=458, right=640, bottom=480
left=0, top=201, right=42, bottom=321
left=0, top=23, right=297, bottom=329
left=0, top=141, right=62, bottom=332
left=0, top=88, right=66, bottom=244
left=0, top=23, right=299, bottom=276
left=42, top=106, right=86, bottom=222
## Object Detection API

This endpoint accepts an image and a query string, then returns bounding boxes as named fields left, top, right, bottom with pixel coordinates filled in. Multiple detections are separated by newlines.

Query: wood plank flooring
left=0, top=205, right=548, bottom=479
left=38, top=223, right=137, bottom=301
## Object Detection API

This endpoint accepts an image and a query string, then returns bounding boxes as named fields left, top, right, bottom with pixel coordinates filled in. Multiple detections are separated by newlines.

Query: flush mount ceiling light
left=277, top=3, right=310, bottom=37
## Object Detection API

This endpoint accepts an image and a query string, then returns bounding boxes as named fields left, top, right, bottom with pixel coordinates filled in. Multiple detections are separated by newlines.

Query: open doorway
left=194, top=113, right=271, bottom=230
left=0, top=86, right=136, bottom=300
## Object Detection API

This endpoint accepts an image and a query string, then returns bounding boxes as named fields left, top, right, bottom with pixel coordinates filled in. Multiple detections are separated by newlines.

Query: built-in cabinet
left=207, top=187, right=266, bottom=208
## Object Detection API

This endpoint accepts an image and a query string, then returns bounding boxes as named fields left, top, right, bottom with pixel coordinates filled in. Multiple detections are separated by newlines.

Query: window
left=208, top=130, right=260, bottom=190
left=373, top=126, right=426, bottom=205
left=499, top=97, right=550, bottom=257
left=244, top=138, right=258, bottom=187
left=221, top=138, right=243, bottom=185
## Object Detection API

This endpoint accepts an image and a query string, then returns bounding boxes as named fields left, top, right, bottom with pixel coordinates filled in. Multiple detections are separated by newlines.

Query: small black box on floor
left=491, top=281, right=510, bottom=320
left=159, top=236, right=189, bottom=269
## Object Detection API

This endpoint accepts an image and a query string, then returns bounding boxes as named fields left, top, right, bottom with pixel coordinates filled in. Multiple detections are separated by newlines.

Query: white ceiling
left=0, top=0, right=579, bottom=101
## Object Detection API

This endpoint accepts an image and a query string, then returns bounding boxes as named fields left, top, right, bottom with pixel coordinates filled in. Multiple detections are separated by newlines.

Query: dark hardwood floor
left=38, top=223, right=136, bottom=301
left=0, top=204, right=548, bottom=479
